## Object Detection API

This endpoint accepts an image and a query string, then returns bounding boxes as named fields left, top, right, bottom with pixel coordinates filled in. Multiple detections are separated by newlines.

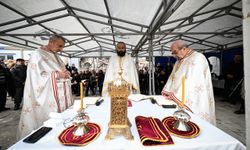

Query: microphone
left=162, top=104, right=176, bottom=109
left=95, top=99, right=104, bottom=106
left=150, top=98, right=157, bottom=104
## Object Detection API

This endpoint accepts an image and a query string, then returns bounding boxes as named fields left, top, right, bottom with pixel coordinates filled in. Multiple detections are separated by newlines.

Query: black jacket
left=0, top=65, right=16, bottom=97
left=11, top=64, right=27, bottom=86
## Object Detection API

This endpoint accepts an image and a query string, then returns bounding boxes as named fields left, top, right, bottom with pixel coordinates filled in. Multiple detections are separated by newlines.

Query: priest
left=102, top=42, right=140, bottom=96
left=162, top=40, right=216, bottom=125
left=17, top=35, right=73, bottom=139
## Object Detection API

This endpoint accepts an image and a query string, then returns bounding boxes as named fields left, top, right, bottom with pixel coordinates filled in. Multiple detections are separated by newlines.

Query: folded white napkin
left=43, top=119, right=62, bottom=128
left=49, top=112, right=63, bottom=120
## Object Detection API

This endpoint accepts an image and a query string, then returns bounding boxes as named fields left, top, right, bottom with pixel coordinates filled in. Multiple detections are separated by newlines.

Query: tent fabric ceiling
left=0, top=0, right=242, bottom=57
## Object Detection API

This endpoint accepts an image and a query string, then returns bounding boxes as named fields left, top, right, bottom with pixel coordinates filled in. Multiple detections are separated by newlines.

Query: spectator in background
left=6, top=60, right=16, bottom=71
left=71, top=70, right=81, bottom=96
left=139, top=69, right=148, bottom=95
left=11, top=58, right=27, bottom=110
left=71, top=64, right=78, bottom=72
left=0, top=62, right=15, bottom=112
left=89, top=70, right=97, bottom=95
left=165, top=63, right=173, bottom=80
left=4, top=60, right=16, bottom=101
left=97, top=70, right=105, bottom=96
left=223, top=54, right=243, bottom=104
left=84, top=69, right=92, bottom=96
left=158, top=70, right=168, bottom=93
left=65, top=63, right=72, bottom=73
left=155, top=63, right=163, bottom=94
left=143, top=67, right=149, bottom=95
left=234, top=80, right=245, bottom=114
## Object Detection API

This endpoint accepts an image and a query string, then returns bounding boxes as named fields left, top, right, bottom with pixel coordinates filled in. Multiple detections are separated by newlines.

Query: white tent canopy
left=0, top=0, right=242, bottom=57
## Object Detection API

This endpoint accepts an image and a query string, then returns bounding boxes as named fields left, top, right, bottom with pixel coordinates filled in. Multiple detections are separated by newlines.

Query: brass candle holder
left=72, top=109, right=90, bottom=136
left=105, top=69, right=133, bottom=140
left=173, top=107, right=191, bottom=132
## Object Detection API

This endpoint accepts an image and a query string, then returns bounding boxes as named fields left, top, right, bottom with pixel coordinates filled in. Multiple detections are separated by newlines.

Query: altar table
left=9, top=96, right=246, bottom=150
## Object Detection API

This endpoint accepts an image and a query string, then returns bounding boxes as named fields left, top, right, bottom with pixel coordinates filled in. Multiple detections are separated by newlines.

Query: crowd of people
left=0, top=58, right=26, bottom=112
left=69, top=68, right=105, bottom=96
left=138, top=63, right=173, bottom=95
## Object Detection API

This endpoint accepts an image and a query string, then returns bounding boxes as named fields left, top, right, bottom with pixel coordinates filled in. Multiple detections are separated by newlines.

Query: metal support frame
left=182, top=35, right=221, bottom=47
left=71, top=46, right=100, bottom=56
left=72, top=46, right=101, bottom=57
left=188, top=25, right=242, bottom=47
left=95, top=36, right=135, bottom=47
left=157, top=0, right=241, bottom=50
left=71, top=6, right=148, bottom=29
left=104, top=0, right=115, bottom=45
left=155, top=0, right=216, bottom=47
left=133, top=0, right=185, bottom=55
left=163, top=5, right=236, bottom=25
left=0, top=37, right=36, bottom=49
left=60, top=0, right=100, bottom=52
left=0, top=1, right=86, bottom=56
left=0, top=0, right=243, bottom=57
left=0, top=31, right=241, bottom=37
left=0, top=7, right=66, bottom=27
left=73, top=14, right=142, bottom=34
left=0, top=14, right=69, bottom=34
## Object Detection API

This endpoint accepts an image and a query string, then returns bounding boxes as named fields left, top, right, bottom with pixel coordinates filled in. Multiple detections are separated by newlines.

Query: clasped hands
left=58, top=70, right=71, bottom=79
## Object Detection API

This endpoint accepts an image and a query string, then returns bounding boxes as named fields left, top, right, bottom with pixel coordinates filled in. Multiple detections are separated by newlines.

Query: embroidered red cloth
left=162, top=116, right=200, bottom=138
left=58, top=122, right=101, bottom=146
left=135, top=116, right=174, bottom=146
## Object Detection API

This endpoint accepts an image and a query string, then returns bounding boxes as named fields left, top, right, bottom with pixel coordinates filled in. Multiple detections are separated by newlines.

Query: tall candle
left=181, top=76, right=185, bottom=107
left=80, top=80, right=83, bottom=110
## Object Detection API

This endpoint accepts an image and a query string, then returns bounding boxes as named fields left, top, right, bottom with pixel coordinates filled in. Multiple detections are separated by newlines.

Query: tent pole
left=243, top=0, right=250, bottom=149
left=148, top=35, right=154, bottom=95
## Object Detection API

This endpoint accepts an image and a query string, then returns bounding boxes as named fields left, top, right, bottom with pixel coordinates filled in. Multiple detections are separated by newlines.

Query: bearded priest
left=102, top=42, right=140, bottom=97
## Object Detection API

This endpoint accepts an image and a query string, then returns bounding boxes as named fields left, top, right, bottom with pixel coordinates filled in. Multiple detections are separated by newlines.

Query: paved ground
left=0, top=95, right=246, bottom=150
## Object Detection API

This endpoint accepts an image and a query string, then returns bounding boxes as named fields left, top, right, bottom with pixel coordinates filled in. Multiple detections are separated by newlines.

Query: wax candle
left=80, top=80, right=83, bottom=110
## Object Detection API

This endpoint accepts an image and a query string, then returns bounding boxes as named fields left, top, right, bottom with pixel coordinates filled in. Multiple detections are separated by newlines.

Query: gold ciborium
left=72, top=109, right=90, bottom=136
left=173, top=107, right=191, bottom=132
left=105, top=69, right=133, bottom=140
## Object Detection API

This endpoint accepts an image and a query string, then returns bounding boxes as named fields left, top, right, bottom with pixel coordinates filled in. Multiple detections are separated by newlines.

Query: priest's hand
left=162, top=92, right=172, bottom=100
left=165, top=94, right=172, bottom=100
left=58, top=70, right=71, bottom=79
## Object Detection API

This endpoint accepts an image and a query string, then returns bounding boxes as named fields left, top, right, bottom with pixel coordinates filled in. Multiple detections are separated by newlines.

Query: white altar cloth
left=9, top=96, right=246, bottom=150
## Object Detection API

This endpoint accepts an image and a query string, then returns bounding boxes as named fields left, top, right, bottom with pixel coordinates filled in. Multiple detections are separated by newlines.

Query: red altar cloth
left=135, top=116, right=174, bottom=146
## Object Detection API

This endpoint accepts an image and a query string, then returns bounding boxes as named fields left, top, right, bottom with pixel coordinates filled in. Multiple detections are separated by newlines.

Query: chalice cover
left=58, top=123, right=101, bottom=146
left=162, top=116, right=200, bottom=138
left=135, top=116, right=174, bottom=146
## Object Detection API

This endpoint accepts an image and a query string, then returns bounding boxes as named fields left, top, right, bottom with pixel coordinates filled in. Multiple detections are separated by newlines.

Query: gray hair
left=172, top=40, right=188, bottom=50
left=49, top=35, right=65, bottom=43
